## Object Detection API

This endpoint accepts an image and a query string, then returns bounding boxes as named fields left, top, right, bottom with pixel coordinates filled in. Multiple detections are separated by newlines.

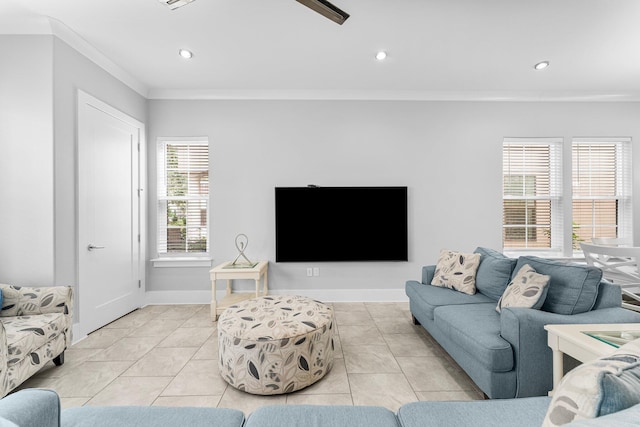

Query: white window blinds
left=503, top=138, right=563, bottom=250
left=157, top=138, right=209, bottom=255
left=572, top=138, right=632, bottom=245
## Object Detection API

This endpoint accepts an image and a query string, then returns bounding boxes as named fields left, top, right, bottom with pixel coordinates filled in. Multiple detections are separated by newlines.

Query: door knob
left=87, top=244, right=105, bottom=251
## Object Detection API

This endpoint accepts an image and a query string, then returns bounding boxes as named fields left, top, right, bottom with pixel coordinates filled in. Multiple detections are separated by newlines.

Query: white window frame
left=502, top=138, right=564, bottom=255
left=152, top=136, right=211, bottom=268
left=571, top=138, right=633, bottom=250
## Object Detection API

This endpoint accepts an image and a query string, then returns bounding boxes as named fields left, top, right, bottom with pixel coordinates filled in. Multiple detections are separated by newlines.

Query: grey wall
left=0, top=33, right=147, bottom=316
left=52, top=37, right=147, bottom=294
left=3, top=32, right=640, bottom=303
left=148, top=100, right=640, bottom=298
left=0, top=35, right=55, bottom=285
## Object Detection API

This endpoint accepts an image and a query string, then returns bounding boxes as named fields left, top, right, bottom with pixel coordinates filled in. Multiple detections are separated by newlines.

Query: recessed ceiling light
left=534, top=61, right=549, bottom=70
left=375, top=51, right=387, bottom=61
left=179, top=49, right=193, bottom=59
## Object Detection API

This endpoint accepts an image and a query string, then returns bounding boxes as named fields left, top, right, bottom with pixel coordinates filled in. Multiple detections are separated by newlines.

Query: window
left=572, top=139, right=632, bottom=246
left=503, top=137, right=633, bottom=256
left=502, top=139, right=563, bottom=251
left=157, top=137, right=209, bottom=256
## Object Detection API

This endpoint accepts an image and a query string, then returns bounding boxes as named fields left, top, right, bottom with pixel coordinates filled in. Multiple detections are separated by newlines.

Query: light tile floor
left=17, top=302, right=483, bottom=414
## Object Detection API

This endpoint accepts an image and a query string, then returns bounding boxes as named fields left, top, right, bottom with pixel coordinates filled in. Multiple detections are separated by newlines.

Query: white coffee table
left=545, top=323, right=640, bottom=393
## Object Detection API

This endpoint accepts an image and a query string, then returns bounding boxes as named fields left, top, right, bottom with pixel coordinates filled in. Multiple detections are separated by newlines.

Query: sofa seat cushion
left=2, top=313, right=66, bottom=365
left=474, top=247, right=517, bottom=301
left=515, top=256, right=602, bottom=315
left=406, top=281, right=495, bottom=321
left=398, top=397, right=551, bottom=427
left=433, top=304, right=513, bottom=372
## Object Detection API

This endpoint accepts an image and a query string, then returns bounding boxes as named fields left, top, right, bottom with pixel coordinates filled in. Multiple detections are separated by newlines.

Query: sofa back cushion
left=245, top=405, right=400, bottom=427
left=514, top=256, right=602, bottom=315
left=63, top=406, right=246, bottom=427
left=473, top=247, right=517, bottom=301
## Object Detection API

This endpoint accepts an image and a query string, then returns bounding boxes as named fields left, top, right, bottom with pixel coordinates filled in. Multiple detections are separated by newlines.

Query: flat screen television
left=275, top=186, right=408, bottom=262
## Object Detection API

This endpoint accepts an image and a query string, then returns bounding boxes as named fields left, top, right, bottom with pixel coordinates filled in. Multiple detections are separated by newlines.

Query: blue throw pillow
left=514, top=256, right=601, bottom=315
left=473, top=247, right=517, bottom=301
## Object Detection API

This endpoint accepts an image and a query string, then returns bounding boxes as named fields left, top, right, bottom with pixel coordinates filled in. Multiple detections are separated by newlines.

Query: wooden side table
left=209, top=260, right=269, bottom=321
left=544, top=323, right=640, bottom=394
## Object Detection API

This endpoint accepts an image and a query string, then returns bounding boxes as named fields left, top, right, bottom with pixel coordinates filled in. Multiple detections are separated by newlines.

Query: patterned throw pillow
left=496, top=264, right=550, bottom=313
left=542, top=338, right=640, bottom=426
left=430, top=249, right=481, bottom=295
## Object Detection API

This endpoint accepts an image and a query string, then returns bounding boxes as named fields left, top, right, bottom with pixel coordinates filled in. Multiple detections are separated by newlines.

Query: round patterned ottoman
left=217, top=295, right=335, bottom=395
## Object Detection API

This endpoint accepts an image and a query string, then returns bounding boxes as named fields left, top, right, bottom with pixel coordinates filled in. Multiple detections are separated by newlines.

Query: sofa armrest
left=0, top=389, right=60, bottom=427
left=0, top=284, right=73, bottom=348
left=421, top=265, right=436, bottom=285
left=500, top=306, right=640, bottom=398
left=592, top=280, right=622, bottom=310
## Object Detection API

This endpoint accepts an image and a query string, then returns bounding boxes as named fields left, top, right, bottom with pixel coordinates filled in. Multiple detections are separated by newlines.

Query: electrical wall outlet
left=306, top=268, right=313, bottom=277
left=313, top=267, right=320, bottom=276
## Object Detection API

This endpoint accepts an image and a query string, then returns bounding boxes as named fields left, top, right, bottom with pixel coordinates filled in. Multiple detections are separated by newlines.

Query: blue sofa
left=405, top=247, right=640, bottom=399
left=2, top=388, right=639, bottom=426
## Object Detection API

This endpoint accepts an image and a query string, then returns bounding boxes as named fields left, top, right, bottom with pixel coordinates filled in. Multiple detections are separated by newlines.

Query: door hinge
left=137, top=143, right=140, bottom=152
left=138, top=279, right=141, bottom=288
left=138, top=234, right=141, bottom=242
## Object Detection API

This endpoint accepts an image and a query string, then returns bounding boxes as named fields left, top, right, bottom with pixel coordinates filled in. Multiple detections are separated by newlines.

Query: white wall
left=148, top=100, right=640, bottom=300
left=0, top=36, right=55, bottom=285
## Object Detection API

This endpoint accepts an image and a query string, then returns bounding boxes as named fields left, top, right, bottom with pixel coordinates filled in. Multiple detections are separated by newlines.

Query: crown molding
left=147, top=88, right=640, bottom=102
left=3, top=14, right=638, bottom=103
left=47, top=18, right=149, bottom=98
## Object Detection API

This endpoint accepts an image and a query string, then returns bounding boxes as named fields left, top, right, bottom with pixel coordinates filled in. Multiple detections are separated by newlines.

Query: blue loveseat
left=405, top=247, right=640, bottom=399
left=3, top=388, right=640, bottom=426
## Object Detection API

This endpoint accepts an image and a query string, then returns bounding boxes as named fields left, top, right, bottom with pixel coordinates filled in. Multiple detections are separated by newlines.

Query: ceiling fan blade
left=159, top=0, right=195, bottom=11
left=296, top=0, right=350, bottom=25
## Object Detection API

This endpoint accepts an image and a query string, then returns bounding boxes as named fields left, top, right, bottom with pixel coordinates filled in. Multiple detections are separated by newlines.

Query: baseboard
left=71, top=289, right=408, bottom=344
left=145, top=290, right=213, bottom=305
left=144, top=288, right=408, bottom=305
left=72, top=323, right=84, bottom=345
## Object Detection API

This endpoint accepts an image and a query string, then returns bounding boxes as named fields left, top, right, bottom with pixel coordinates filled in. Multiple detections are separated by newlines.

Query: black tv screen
left=275, top=186, right=408, bottom=262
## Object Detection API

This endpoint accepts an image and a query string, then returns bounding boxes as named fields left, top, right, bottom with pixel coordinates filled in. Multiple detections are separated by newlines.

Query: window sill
left=151, top=257, right=213, bottom=268
left=503, top=250, right=585, bottom=262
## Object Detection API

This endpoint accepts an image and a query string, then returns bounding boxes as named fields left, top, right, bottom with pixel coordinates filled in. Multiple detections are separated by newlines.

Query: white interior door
left=78, top=91, right=145, bottom=337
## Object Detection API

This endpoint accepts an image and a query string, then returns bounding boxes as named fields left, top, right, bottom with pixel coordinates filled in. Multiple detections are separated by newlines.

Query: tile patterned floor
left=17, top=302, right=483, bottom=413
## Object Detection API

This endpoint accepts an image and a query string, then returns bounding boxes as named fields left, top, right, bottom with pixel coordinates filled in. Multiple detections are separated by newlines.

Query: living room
left=2, top=1, right=640, bottom=425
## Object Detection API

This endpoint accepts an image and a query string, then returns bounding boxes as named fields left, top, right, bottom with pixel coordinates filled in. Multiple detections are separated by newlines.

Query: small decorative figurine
left=230, top=233, right=257, bottom=268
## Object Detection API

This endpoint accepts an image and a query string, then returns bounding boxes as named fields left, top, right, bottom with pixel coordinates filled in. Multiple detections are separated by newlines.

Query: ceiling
left=2, top=0, right=640, bottom=100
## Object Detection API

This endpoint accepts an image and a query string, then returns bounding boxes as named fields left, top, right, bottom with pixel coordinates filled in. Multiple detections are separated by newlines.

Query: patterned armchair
left=0, top=284, right=73, bottom=397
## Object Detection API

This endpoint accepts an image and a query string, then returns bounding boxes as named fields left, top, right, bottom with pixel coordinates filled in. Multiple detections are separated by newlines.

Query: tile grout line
left=20, top=302, right=484, bottom=411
